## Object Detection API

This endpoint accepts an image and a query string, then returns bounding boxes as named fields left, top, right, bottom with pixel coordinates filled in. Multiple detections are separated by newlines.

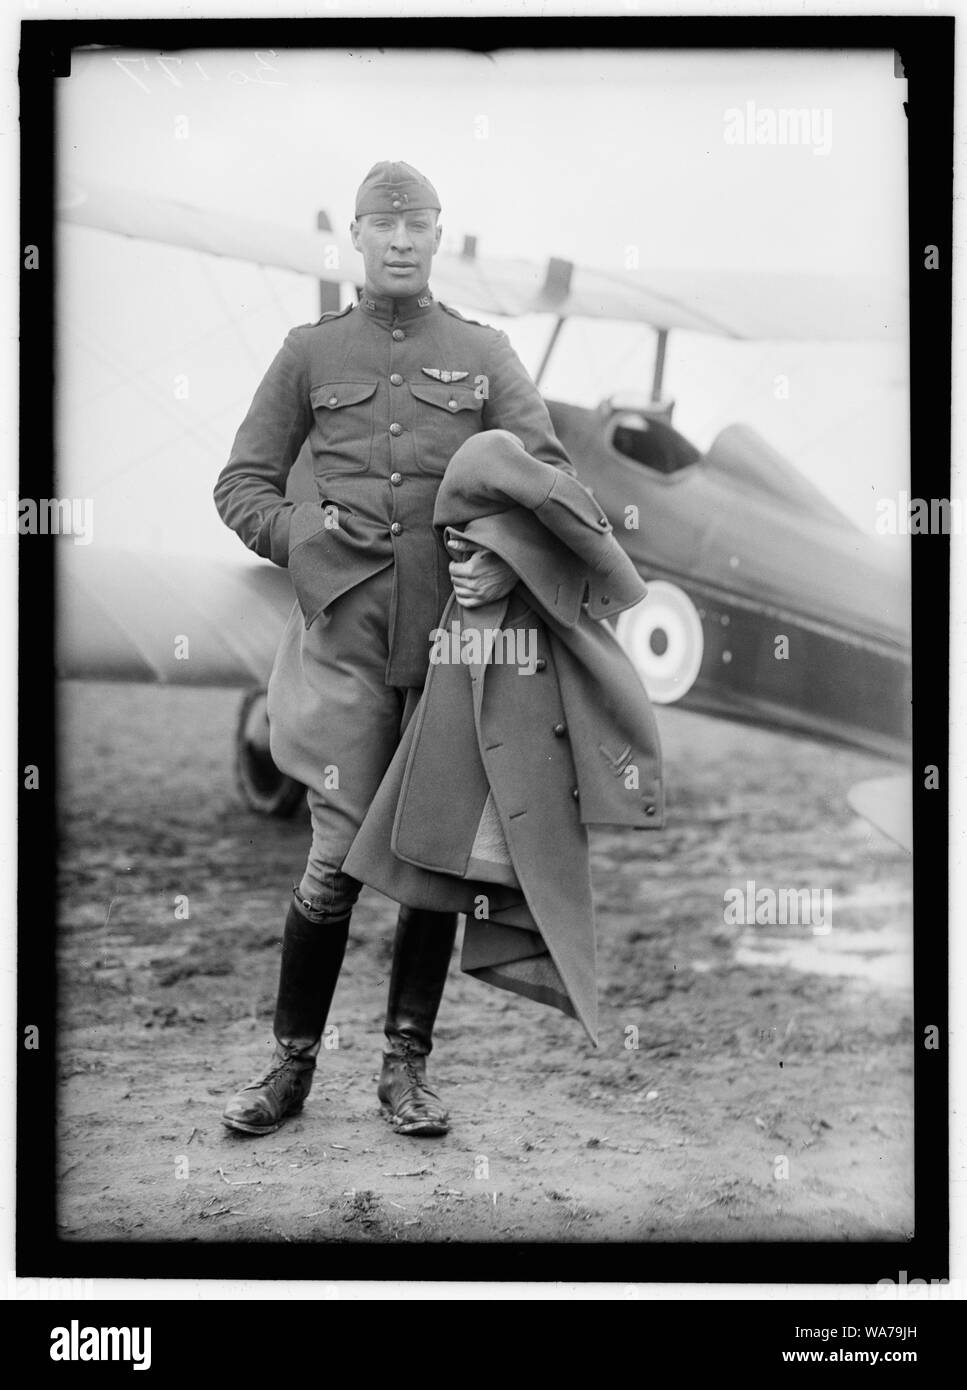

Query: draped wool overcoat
left=343, top=430, right=665, bottom=1042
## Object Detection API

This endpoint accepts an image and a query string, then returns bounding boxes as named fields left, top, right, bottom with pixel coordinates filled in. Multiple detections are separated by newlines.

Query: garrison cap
left=354, top=161, right=441, bottom=217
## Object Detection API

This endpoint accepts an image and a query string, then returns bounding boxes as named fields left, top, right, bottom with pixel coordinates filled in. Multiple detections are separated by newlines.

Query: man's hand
left=448, top=540, right=517, bottom=608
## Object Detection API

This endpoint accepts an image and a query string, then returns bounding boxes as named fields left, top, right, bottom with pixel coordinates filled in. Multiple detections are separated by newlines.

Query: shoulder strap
left=438, top=301, right=493, bottom=329
left=313, top=303, right=355, bottom=326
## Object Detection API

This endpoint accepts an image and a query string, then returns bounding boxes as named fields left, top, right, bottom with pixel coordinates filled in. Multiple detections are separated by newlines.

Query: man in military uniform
left=214, top=161, right=575, bottom=1139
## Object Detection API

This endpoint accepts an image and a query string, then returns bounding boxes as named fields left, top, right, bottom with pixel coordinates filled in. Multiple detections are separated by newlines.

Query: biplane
left=54, top=178, right=911, bottom=844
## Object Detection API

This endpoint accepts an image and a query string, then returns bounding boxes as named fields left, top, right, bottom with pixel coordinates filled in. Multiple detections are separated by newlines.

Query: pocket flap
left=408, top=381, right=483, bottom=413
left=310, top=381, right=378, bottom=410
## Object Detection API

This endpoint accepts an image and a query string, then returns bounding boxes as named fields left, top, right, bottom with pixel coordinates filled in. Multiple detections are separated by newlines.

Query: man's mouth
left=385, top=262, right=417, bottom=270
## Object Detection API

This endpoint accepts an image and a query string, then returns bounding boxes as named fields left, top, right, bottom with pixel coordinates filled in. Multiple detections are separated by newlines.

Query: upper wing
left=59, top=177, right=357, bottom=292
left=59, top=177, right=904, bottom=341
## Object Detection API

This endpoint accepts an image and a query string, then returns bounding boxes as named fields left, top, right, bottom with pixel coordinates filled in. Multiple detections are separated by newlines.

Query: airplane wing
left=847, top=774, right=912, bottom=853
left=56, top=542, right=294, bottom=687
left=59, top=177, right=904, bottom=341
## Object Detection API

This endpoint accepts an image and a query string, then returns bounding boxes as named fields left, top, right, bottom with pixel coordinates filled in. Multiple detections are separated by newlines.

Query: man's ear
left=350, top=218, right=362, bottom=252
left=432, top=219, right=443, bottom=254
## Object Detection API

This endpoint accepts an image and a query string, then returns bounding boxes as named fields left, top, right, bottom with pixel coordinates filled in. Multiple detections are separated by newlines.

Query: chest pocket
left=309, top=381, right=378, bottom=474
left=408, top=380, right=484, bottom=475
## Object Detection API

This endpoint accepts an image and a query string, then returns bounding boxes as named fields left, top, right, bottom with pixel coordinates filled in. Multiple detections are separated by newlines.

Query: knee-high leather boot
left=377, top=905, right=458, bottom=1137
left=222, top=897, right=350, bottom=1136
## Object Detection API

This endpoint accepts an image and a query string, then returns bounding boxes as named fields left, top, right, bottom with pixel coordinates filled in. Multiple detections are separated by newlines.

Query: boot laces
left=394, top=1041, right=439, bottom=1102
left=248, top=1055, right=304, bottom=1093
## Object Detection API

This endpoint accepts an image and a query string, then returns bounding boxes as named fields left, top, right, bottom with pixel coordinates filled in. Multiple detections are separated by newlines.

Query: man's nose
left=390, top=219, right=414, bottom=250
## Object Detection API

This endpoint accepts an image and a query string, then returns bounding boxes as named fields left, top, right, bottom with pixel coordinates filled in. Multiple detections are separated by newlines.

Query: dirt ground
left=55, top=681, right=914, bottom=1246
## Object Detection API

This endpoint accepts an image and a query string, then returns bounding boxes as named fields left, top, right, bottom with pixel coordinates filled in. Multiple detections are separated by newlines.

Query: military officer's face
left=351, top=209, right=442, bottom=299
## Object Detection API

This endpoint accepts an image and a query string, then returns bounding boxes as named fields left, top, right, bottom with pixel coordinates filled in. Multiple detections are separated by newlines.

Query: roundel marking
left=614, top=580, right=705, bottom=704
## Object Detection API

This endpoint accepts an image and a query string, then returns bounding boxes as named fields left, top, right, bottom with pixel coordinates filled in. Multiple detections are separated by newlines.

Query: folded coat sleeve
left=213, top=327, right=313, bottom=567
left=482, top=330, right=576, bottom=478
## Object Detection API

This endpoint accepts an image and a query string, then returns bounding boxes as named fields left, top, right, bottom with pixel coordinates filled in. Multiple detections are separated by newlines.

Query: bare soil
left=55, top=682, right=913, bottom=1246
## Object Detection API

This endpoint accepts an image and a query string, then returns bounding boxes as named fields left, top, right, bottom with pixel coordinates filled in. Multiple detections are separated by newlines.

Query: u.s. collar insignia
left=421, top=367, right=469, bottom=384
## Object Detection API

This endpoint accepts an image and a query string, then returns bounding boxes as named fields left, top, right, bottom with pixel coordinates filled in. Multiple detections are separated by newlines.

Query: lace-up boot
left=222, top=897, right=350, bottom=1135
left=377, top=906, right=457, bottom=1136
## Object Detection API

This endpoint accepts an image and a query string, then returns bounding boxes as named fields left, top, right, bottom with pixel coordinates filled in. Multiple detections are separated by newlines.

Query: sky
left=60, top=47, right=906, bottom=274
left=54, top=46, right=909, bottom=556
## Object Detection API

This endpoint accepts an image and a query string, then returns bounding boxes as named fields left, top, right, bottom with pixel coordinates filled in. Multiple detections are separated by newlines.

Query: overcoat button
left=598, top=516, right=609, bottom=527
left=535, top=657, right=547, bottom=672
left=389, top=422, right=403, bottom=436
left=392, top=328, right=406, bottom=341
left=552, top=723, right=567, bottom=738
left=390, top=373, right=403, bottom=386
left=390, top=522, right=403, bottom=536
left=571, top=787, right=580, bottom=800
left=644, top=804, right=656, bottom=816
left=390, top=472, right=403, bottom=486
left=600, top=596, right=611, bottom=605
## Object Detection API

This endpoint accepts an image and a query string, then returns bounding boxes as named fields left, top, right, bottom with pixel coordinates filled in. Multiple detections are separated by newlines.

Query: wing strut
left=651, top=327, right=669, bottom=403
left=534, top=315, right=565, bottom=388
left=316, top=209, right=340, bottom=315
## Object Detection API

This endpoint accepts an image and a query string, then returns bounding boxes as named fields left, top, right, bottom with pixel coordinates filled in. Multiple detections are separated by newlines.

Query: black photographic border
left=17, top=13, right=952, bottom=1286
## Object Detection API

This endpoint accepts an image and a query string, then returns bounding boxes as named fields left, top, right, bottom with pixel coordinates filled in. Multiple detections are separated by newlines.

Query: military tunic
left=214, top=288, right=575, bottom=876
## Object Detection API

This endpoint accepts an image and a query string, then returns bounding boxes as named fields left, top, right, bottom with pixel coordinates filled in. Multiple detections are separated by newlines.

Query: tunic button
left=552, top=722, right=567, bottom=738
left=598, top=516, right=609, bottom=527
left=328, top=395, right=338, bottom=406
left=448, top=399, right=458, bottom=409
left=535, top=657, right=547, bottom=672
left=390, top=472, right=403, bottom=486
left=390, top=374, right=404, bottom=386
left=392, top=328, right=405, bottom=341
left=644, top=804, right=656, bottom=816
left=571, top=787, right=580, bottom=801
left=389, top=423, right=403, bottom=436
left=390, top=522, right=403, bottom=536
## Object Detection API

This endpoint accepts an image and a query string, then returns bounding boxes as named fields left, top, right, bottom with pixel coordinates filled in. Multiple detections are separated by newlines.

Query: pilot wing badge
left=421, top=368, right=469, bottom=384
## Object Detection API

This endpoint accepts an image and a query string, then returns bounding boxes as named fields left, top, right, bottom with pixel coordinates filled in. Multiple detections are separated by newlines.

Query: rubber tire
left=234, top=686, right=306, bottom=818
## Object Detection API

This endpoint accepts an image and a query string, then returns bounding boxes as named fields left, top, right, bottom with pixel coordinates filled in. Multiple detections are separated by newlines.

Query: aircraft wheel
left=615, top=580, right=705, bottom=704
left=234, top=687, right=305, bottom=817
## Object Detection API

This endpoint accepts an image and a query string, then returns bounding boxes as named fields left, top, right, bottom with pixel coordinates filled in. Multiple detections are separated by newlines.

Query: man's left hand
left=449, top=541, right=517, bottom=608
